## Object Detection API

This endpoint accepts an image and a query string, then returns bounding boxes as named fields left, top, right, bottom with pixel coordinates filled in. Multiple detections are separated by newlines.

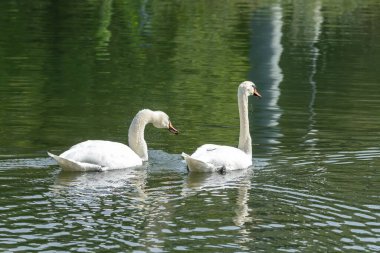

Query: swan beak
left=168, top=122, right=179, bottom=135
left=253, top=89, right=262, bottom=98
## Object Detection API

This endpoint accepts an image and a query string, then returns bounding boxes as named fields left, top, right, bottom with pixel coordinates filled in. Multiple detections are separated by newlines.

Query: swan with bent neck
left=182, top=81, right=261, bottom=173
left=48, top=109, right=178, bottom=171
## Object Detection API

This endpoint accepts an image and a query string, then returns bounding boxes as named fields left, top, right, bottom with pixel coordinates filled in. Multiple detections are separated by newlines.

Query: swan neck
left=238, top=90, right=252, bottom=157
left=128, top=110, right=153, bottom=161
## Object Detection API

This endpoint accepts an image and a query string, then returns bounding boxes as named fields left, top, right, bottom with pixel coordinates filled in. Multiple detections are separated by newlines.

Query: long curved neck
left=237, top=89, right=252, bottom=157
left=128, top=109, right=153, bottom=161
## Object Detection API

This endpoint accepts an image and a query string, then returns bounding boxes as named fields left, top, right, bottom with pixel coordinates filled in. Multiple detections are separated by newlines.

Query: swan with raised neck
left=48, top=109, right=178, bottom=171
left=182, top=81, right=261, bottom=173
left=238, top=81, right=253, bottom=157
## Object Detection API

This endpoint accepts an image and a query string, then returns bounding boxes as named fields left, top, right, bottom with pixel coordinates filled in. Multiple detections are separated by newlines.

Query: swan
left=48, top=109, right=178, bottom=172
left=182, top=81, right=261, bottom=173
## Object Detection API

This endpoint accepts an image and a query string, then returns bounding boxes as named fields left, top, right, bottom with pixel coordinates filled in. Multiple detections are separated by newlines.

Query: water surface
left=0, top=1, right=379, bottom=252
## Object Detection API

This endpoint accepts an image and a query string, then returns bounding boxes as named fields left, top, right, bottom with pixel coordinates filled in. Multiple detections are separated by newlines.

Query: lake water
left=1, top=1, right=379, bottom=252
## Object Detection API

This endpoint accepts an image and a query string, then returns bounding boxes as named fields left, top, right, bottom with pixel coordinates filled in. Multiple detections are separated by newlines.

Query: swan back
left=183, top=144, right=252, bottom=172
left=60, top=140, right=142, bottom=169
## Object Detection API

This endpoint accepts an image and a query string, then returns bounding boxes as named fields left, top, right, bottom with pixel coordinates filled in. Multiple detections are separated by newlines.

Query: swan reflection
left=250, top=4, right=284, bottom=152
left=52, top=164, right=148, bottom=200
left=182, top=169, right=253, bottom=226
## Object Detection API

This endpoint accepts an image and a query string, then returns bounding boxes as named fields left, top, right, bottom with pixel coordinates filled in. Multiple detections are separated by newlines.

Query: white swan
left=182, top=81, right=261, bottom=173
left=48, top=109, right=178, bottom=172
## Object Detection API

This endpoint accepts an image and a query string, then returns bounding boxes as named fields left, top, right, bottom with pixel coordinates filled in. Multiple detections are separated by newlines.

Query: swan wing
left=51, top=140, right=143, bottom=171
left=48, top=152, right=103, bottom=171
left=182, top=152, right=219, bottom=172
left=185, top=144, right=252, bottom=172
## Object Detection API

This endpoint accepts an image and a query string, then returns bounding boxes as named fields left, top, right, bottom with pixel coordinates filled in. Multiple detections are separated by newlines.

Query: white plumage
left=48, top=109, right=178, bottom=172
left=182, top=81, right=261, bottom=172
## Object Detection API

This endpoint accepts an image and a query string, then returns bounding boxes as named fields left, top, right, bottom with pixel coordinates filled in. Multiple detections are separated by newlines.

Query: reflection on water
left=0, top=0, right=380, bottom=252
left=254, top=180, right=380, bottom=251
left=302, top=0, right=323, bottom=151
left=250, top=4, right=284, bottom=151
left=0, top=148, right=379, bottom=251
left=95, top=0, right=112, bottom=61
left=183, top=169, right=253, bottom=226
left=53, top=165, right=148, bottom=200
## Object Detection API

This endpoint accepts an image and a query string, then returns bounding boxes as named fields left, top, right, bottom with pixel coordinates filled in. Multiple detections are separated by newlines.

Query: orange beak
left=168, top=122, right=179, bottom=135
left=253, top=89, right=262, bottom=98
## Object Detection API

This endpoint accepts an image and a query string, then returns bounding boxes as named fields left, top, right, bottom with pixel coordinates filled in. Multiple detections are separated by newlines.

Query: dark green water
left=1, top=0, right=379, bottom=252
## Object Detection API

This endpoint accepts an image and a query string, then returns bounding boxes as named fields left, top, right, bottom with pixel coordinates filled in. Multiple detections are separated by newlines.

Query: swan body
left=182, top=144, right=253, bottom=172
left=182, top=81, right=261, bottom=173
left=48, top=109, right=178, bottom=172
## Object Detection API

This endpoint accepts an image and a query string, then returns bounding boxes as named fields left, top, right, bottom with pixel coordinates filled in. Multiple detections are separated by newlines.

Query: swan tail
left=181, top=152, right=217, bottom=173
left=47, top=152, right=103, bottom=172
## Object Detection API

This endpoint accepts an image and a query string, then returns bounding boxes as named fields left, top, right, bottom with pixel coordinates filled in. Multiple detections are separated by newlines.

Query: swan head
left=239, top=81, right=261, bottom=98
left=152, top=111, right=179, bottom=134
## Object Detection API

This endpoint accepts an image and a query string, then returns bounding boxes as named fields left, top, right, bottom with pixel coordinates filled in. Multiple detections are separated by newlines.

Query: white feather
left=183, top=81, right=260, bottom=172
left=48, top=109, right=177, bottom=171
